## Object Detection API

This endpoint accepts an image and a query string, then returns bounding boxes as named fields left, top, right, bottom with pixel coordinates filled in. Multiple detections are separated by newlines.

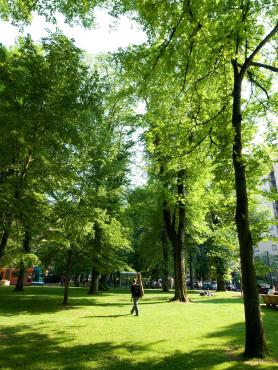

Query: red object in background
left=0, top=267, right=34, bottom=285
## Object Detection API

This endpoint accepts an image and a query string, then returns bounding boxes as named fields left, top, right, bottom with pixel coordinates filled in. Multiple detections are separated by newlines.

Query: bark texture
left=14, top=226, right=31, bottom=292
left=0, top=213, right=12, bottom=263
left=161, top=226, right=170, bottom=292
left=88, top=269, right=99, bottom=295
left=232, top=62, right=267, bottom=358
left=163, top=170, right=189, bottom=302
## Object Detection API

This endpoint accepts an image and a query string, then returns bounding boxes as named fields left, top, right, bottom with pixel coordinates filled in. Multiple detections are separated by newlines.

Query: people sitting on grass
left=200, top=290, right=214, bottom=296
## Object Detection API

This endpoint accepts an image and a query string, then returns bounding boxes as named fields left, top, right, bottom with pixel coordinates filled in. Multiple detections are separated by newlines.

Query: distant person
left=130, top=278, right=142, bottom=316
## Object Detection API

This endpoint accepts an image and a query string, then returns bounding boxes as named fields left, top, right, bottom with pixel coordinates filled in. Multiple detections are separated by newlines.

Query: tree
left=0, top=32, right=105, bottom=296
left=127, top=185, right=172, bottom=291
left=108, top=1, right=277, bottom=357
left=2, top=0, right=277, bottom=357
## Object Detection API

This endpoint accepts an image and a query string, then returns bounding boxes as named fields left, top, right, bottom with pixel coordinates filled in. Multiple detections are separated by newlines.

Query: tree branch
left=250, top=62, right=278, bottom=73
left=147, top=9, right=187, bottom=77
left=247, top=70, right=269, bottom=99
left=189, top=102, right=229, bottom=130
left=240, top=23, right=278, bottom=77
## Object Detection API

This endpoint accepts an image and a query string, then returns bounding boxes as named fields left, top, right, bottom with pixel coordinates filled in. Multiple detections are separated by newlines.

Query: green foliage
left=1, top=0, right=277, bottom=303
left=0, top=31, right=134, bottom=282
left=127, top=185, right=166, bottom=272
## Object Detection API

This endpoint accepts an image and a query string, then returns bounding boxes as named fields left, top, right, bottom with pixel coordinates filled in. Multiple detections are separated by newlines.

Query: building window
left=272, top=245, right=277, bottom=251
left=273, top=201, right=278, bottom=218
left=269, top=171, right=277, bottom=190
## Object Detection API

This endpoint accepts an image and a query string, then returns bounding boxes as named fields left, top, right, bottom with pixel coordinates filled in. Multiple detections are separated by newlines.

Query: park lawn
left=0, top=287, right=277, bottom=370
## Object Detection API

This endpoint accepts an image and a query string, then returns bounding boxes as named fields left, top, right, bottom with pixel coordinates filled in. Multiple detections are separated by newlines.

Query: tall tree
left=108, top=0, right=277, bottom=357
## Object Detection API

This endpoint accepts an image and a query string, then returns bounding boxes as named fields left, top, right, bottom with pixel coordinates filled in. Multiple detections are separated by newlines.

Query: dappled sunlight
left=0, top=287, right=278, bottom=369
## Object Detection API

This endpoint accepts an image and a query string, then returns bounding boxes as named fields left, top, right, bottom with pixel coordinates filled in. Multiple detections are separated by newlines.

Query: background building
left=254, top=163, right=278, bottom=284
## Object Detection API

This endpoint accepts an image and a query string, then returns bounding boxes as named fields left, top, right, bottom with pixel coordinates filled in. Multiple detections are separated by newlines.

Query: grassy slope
left=0, top=287, right=277, bottom=370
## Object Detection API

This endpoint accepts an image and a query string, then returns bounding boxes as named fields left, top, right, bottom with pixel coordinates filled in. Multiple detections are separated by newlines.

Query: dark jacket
left=131, top=283, right=141, bottom=298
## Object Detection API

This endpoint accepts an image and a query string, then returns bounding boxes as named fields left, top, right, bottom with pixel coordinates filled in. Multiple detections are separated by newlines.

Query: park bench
left=261, top=294, right=278, bottom=307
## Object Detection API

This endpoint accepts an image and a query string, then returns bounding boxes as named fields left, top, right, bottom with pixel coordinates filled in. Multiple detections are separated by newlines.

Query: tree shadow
left=0, top=323, right=277, bottom=370
left=0, top=286, right=170, bottom=316
left=0, top=286, right=98, bottom=316
left=1, top=287, right=278, bottom=368
left=203, top=315, right=278, bottom=362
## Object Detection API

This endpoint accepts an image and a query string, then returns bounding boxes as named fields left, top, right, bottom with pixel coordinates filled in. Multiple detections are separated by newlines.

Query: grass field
left=0, top=287, right=278, bottom=369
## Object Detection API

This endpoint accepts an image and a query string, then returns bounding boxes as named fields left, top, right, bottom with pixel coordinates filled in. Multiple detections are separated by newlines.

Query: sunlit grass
left=0, top=286, right=277, bottom=369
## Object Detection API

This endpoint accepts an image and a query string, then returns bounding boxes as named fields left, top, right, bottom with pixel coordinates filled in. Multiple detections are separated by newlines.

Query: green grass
left=0, top=287, right=278, bottom=369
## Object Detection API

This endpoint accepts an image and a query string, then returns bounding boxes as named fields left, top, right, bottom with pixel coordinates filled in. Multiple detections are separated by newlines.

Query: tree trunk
left=88, top=269, right=99, bottom=295
left=214, top=256, right=226, bottom=292
left=216, top=274, right=226, bottom=291
left=99, top=273, right=109, bottom=290
left=14, top=262, right=25, bottom=292
left=189, top=253, right=194, bottom=290
left=162, top=226, right=170, bottom=292
left=163, top=170, right=189, bottom=302
left=176, top=170, right=189, bottom=302
left=14, top=226, right=31, bottom=292
left=175, top=241, right=188, bottom=301
left=172, top=238, right=180, bottom=300
left=232, top=64, right=267, bottom=358
left=216, top=273, right=226, bottom=292
left=62, top=248, right=73, bottom=305
left=73, top=275, right=80, bottom=287
left=163, top=207, right=180, bottom=300
left=0, top=213, right=12, bottom=263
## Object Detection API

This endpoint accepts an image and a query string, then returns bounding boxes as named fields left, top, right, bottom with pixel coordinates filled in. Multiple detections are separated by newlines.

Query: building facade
left=254, top=163, right=278, bottom=281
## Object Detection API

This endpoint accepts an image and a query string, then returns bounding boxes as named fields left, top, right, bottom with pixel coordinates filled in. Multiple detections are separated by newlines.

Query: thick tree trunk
left=14, top=226, right=31, bottom=292
left=232, top=64, right=267, bottom=358
left=216, top=274, right=226, bottom=292
left=62, top=248, right=73, bottom=305
left=88, top=269, right=99, bottom=295
left=175, top=242, right=187, bottom=301
left=176, top=170, right=189, bottom=302
left=216, top=279, right=225, bottom=292
left=161, top=226, right=170, bottom=292
left=215, top=257, right=226, bottom=292
left=163, top=170, right=189, bottom=302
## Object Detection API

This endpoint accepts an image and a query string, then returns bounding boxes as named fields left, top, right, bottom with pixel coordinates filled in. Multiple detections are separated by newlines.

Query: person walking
left=130, top=275, right=143, bottom=316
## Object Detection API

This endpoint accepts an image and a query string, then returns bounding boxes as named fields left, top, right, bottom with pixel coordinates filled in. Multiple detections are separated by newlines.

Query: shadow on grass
left=0, top=287, right=99, bottom=316
left=82, top=314, right=131, bottom=318
left=0, top=323, right=277, bottom=370
left=0, top=287, right=277, bottom=369
left=0, top=287, right=171, bottom=316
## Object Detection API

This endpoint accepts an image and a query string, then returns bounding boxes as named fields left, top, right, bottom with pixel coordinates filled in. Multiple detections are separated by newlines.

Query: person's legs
left=131, top=297, right=139, bottom=316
